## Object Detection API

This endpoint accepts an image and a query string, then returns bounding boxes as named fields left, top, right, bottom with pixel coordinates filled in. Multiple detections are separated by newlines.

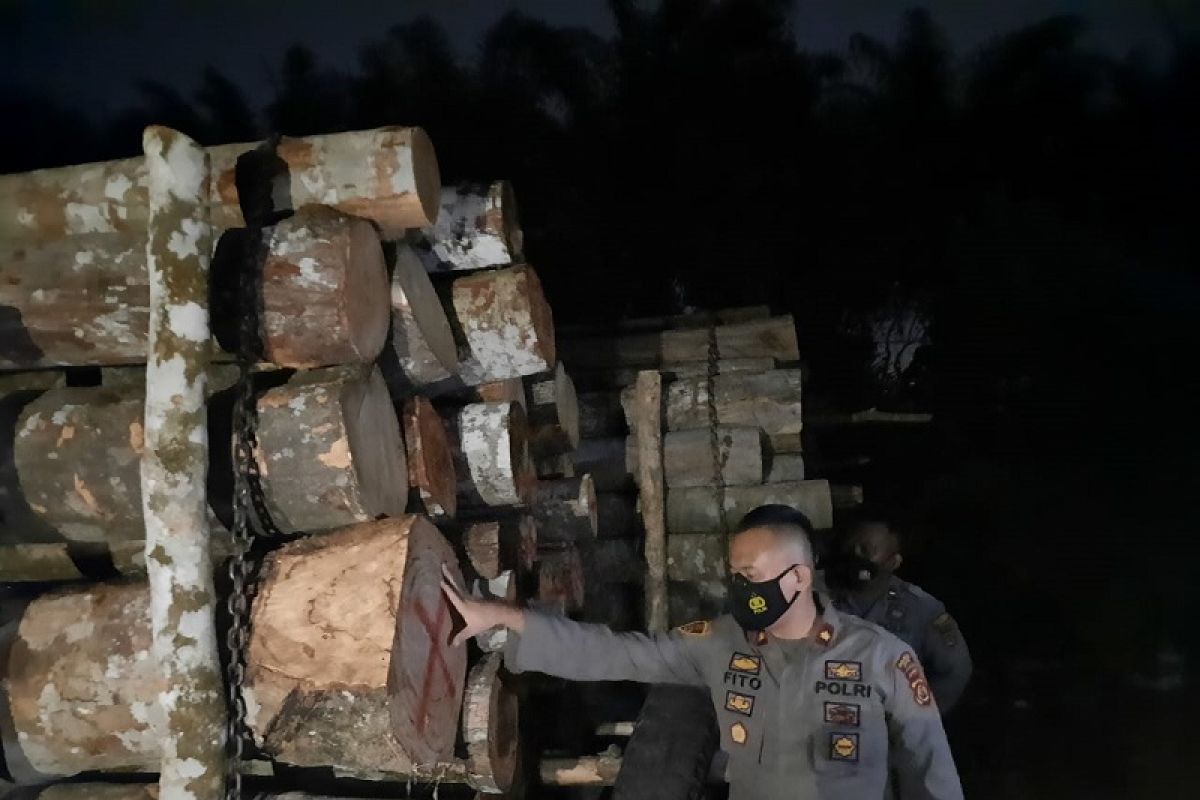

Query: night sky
left=2, top=0, right=1192, bottom=123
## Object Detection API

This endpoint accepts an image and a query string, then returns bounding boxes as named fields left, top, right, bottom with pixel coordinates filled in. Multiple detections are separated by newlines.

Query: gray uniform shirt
left=831, top=576, right=973, bottom=714
left=505, top=602, right=963, bottom=800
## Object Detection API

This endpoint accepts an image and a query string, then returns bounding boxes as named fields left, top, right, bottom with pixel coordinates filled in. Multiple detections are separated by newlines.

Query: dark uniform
left=506, top=600, right=963, bottom=800
left=830, top=575, right=972, bottom=714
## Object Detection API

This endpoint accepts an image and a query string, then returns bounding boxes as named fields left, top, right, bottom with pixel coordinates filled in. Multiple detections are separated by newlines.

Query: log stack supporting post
left=631, top=371, right=668, bottom=633
left=140, top=126, right=225, bottom=800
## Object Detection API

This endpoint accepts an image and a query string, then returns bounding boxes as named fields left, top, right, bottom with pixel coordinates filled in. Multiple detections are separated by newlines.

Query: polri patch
left=725, top=691, right=755, bottom=717
left=676, top=620, right=711, bottom=637
left=896, top=651, right=933, bottom=707
left=823, top=702, right=860, bottom=726
left=730, top=721, right=748, bottom=745
left=829, top=732, right=859, bottom=762
left=729, top=652, right=761, bottom=675
left=825, top=660, right=862, bottom=681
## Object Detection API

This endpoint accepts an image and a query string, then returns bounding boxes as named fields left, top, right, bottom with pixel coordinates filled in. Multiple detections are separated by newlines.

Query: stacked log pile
left=0, top=125, right=592, bottom=799
left=559, top=308, right=836, bottom=627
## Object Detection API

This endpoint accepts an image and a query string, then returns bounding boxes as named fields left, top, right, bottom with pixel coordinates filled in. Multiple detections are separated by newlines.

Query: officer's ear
left=793, top=563, right=814, bottom=594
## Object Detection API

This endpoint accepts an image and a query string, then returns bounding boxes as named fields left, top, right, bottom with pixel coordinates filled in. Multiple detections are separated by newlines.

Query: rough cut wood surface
left=262, top=205, right=390, bottom=368
left=525, top=362, right=580, bottom=458
left=412, top=180, right=524, bottom=273
left=451, top=265, right=555, bottom=385
left=255, top=366, right=408, bottom=532
left=245, top=518, right=465, bottom=772
left=666, top=480, right=833, bottom=532
left=449, top=401, right=536, bottom=508
left=629, top=369, right=803, bottom=435
left=389, top=243, right=459, bottom=386
left=463, top=516, right=536, bottom=580
left=531, top=475, right=598, bottom=545
left=461, top=653, right=520, bottom=794
left=4, top=582, right=164, bottom=777
left=402, top=397, right=456, bottom=519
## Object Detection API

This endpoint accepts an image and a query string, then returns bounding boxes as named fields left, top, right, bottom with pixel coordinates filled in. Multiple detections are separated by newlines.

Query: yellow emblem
left=725, top=691, right=754, bottom=716
left=676, top=620, right=711, bottom=637
left=730, top=722, right=748, bottom=745
left=728, top=653, right=761, bottom=675
left=748, top=593, right=768, bottom=614
left=831, top=734, right=858, bottom=761
left=825, top=661, right=863, bottom=681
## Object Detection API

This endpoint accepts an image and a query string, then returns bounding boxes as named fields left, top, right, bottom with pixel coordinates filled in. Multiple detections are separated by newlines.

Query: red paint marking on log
left=413, top=598, right=456, bottom=735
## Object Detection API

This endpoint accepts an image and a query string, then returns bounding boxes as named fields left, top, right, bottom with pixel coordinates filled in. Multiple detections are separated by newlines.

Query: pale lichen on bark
left=141, top=125, right=225, bottom=800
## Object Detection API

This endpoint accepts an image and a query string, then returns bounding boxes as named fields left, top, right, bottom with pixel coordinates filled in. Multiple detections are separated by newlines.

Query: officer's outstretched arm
left=441, top=565, right=707, bottom=686
left=883, top=645, right=964, bottom=800
left=924, top=612, right=973, bottom=715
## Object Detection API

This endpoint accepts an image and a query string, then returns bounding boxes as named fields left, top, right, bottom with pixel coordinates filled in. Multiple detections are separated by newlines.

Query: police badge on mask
left=730, top=565, right=800, bottom=630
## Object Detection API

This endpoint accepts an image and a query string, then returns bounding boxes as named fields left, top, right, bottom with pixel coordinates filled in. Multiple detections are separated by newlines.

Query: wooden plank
left=631, top=371, right=667, bottom=633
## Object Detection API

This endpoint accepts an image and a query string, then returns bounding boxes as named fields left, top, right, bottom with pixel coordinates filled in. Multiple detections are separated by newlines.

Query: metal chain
left=706, top=323, right=729, bottom=534
left=225, top=218, right=285, bottom=800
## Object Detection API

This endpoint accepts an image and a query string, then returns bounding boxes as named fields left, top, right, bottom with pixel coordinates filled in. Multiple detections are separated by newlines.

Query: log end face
left=410, top=127, right=443, bottom=228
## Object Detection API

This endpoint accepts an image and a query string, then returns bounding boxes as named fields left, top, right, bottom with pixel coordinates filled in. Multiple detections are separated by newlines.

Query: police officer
left=442, top=506, right=964, bottom=800
left=824, top=517, right=972, bottom=714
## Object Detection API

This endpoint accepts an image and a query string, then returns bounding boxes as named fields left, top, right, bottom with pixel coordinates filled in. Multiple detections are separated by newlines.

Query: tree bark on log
left=140, top=126, right=224, bottom=800
left=402, top=397, right=456, bottom=519
left=461, top=653, right=520, bottom=794
left=446, top=402, right=536, bottom=509
left=261, top=205, right=390, bottom=368
left=667, top=533, right=728, bottom=582
left=631, top=371, right=668, bottom=633
left=463, top=516, right=535, bottom=579
left=626, top=369, right=803, bottom=436
left=0, top=156, right=146, bottom=242
left=559, top=316, right=798, bottom=370
left=388, top=243, right=459, bottom=386
left=244, top=517, right=466, bottom=772
left=411, top=181, right=524, bottom=273
left=537, top=546, right=585, bottom=613
left=3, top=582, right=164, bottom=778
left=254, top=366, right=408, bottom=533
left=531, top=475, right=597, bottom=546
left=571, top=357, right=775, bottom=391
left=666, top=480, right=833, bottom=532
left=626, top=426, right=767, bottom=489
left=451, top=265, right=555, bottom=385
left=525, top=363, right=579, bottom=458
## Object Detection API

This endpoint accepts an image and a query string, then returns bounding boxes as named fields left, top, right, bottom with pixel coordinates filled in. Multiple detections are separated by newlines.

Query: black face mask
left=730, top=564, right=800, bottom=631
left=823, top=554, right=882, bottom=593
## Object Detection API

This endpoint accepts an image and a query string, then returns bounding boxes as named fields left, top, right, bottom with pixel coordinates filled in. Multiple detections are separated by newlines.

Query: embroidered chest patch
left=730, top=721, right=749, bottom=745
left=823, top=702, right=860, bottom=726
left=729, top=652, right=761, bottom=675
left=829, top=732, right=859, bottom=762
left=825, top=660, right=863, bottom=681
left=725, top=691, right=755, bottom=717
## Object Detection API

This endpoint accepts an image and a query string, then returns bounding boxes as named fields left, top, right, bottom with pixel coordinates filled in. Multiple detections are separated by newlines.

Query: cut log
left=596, top=491, right=643, bottom=539
left=628, top=369, right=803, bottom=435
left=537, top=546, right=585, bottom=613
left=540, top=752, right=623, bottom=787
left=255, top=366, right=408, bottom=533
left=464, top=517, right=534, bottom=579
left=578, top=391, right=627, bottom=438
left=766, top=452, right=806, bottom=483
left=0, top=544, right=84, bottom=582
left=667, top=533, right=728, bottom=583
left=0, top=371, right=65, bottom=395
left=560, top=316, right=798, bottom=370
left=556, top=305, right=772, bottom=337
left=656, top=426, right=766, bottom=489
left=666, top=480, right=833, bottom=532
left=388, top=243, right=459, bottom=386
left=572, top=357, right=775, bottom=391
left=0, top=156, right=146, bottom=242
left=631, top=371, right=668, bottom=633
left=411, top=181, right=524, bottom=273
left=28, top=789, right=355, bottom=800
left=525, top=363, right=580, bottom=458
left=244, top=517, right=466, bottom=772
left=447, top=402, right=536, bottom=508
left=462, top=654, right=521, bottom=794
left=207, top=127, right=441, bottom=234
left=451, top=265, right=555, bottom=385
left=261, top=205, right=390, bottom=368
left=13, top=387, right=145, bottom=545
left=531, top=475, right=597, bottom=546
left=402, top=397, right=456, bottom=519
left=3, top=582, right=164, bottom=778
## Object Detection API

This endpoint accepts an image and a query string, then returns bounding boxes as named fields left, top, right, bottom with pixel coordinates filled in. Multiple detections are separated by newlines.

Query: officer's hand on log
left=441, top=563, right=523, bottom=647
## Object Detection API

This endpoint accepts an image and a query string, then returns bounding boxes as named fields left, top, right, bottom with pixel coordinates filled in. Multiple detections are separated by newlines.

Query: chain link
left=706, top=323, right=729, bottom=534
left=225, top=212, right=285, bottom=800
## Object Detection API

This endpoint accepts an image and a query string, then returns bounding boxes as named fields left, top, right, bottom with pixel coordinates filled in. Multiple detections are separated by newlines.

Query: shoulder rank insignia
left=896, top=651, right=934, bottom=707
left=932, top=612, right=961, bottom=648
left=725, top=691, right=755, bottom=717
left=829, top=732, right=859, bottom=762
left=676, top=619, right=711, bottom=637
left=825, top=660, right=862, bottom=681
left=730, top=721, right=749, bottom=745
left=729, top=652, right=761, bottom=675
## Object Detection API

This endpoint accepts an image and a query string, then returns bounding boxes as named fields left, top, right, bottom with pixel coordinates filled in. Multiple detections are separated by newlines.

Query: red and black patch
left=932, top=613, right=962, bottom=648
left=896, top=650, right=934, bottom=707
left=724, top=691, right=755, bottom=717
left=824, top=660, right=862, bottom=681
left=823, top=702, right=860, bottom=726
left=829, top=732, right=859, bottom=762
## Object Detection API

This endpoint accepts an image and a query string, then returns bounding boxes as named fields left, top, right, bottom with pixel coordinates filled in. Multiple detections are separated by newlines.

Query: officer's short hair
left=734, top=504, right=815, bottom=565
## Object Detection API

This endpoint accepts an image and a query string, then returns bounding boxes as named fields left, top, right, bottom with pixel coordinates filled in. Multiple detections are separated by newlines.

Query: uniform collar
left=745, top=594, right=843, bottom=649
